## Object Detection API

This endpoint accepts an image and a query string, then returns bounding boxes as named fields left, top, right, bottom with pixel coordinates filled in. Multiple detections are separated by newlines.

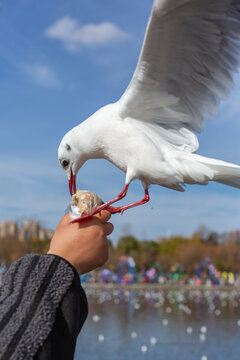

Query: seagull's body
left=64, top=102, right=240, bottom=192
left=59, top=0, right=240, bottom=218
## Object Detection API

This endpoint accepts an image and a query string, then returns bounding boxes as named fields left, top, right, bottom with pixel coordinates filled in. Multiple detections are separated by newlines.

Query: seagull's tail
left=183, top=153, right=240, bottom=189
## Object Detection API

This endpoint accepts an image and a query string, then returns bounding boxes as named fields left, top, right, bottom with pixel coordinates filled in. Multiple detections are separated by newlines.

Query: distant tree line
left=0, top=232, right=240, bottom=273
left=0, top=237, right=50, bottom=266
left=107, top=234, right=240, bottom=274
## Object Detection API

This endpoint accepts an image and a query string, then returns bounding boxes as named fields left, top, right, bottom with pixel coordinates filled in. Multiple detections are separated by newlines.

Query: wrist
left=47, top=251, right=81, bottom=274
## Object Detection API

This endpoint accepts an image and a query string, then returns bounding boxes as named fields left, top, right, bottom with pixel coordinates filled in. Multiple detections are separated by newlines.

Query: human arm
left=47, top=210, right=113, bottom=274
left=0, top=211, right=113, bottom=360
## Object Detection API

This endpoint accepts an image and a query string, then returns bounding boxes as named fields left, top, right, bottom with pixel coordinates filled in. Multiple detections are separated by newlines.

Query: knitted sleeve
left=0, top=254, right=88, bottom=360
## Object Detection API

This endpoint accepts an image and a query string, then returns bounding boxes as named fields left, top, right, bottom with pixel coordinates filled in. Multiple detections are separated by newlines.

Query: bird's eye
left=62, top=159, right=69, bottom=168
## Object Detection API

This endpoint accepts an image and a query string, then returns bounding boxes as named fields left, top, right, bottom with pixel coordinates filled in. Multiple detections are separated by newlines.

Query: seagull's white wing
left=118, top=0, right=240, bottom=152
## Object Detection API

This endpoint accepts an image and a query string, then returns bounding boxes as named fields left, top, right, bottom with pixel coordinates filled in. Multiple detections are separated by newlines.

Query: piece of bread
left=71, top=190, right=102, bottom=216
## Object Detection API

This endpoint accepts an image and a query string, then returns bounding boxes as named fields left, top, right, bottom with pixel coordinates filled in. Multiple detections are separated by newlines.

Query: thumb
left=58, top=213, right=71, bottom=226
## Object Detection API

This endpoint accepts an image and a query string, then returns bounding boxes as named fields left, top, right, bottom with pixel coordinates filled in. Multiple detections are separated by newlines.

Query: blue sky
left=1, top=0, right=240, bottom=243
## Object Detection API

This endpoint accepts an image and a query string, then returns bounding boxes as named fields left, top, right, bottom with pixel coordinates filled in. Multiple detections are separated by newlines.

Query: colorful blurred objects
left=80, top=256, right=240, bottom=287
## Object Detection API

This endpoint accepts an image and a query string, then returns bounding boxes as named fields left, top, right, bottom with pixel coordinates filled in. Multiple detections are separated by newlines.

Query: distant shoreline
left=82, top=283, right=240, bottom=291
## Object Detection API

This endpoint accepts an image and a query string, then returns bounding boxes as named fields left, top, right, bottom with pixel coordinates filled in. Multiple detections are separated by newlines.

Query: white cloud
left=23, top=64, right=60, bottom=88
left=44, top=16, right=129, bottom=52
left=0, top=155, right=61, bottom=183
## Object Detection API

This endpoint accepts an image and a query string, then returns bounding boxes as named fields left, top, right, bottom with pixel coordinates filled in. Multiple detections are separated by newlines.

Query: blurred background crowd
left=81, top=256, right=238, bottom=286
left=0, top=220, right=240, bottom=287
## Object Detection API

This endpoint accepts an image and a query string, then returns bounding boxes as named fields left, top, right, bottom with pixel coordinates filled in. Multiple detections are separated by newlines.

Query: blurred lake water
left=75, top=287, right=240, bottom=360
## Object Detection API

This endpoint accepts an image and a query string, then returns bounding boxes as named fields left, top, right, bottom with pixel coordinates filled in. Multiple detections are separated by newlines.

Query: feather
left=118, top=0, right=240, bottom=151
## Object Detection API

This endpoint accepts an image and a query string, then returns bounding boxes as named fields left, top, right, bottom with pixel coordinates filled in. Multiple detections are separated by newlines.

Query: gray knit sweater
left=0, top=254, right=88, bottom=360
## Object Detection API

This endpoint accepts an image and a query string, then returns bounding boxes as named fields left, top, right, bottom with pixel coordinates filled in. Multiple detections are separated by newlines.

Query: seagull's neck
left=72, top=121, right=103, bottom=159
left=72, top=105, right=113, bottom=159
left=70, top=103, right=128, bottom=172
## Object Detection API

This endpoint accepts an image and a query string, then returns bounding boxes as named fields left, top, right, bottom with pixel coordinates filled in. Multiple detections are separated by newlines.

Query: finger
left=103, top=222, right=114, bottom=236
left=94, top=210, right=111, bottom=224
left=58, top=213, right=71, bottom=226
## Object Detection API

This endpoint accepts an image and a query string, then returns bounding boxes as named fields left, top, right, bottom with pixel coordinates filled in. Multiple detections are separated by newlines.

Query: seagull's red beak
left=69, top=169, right=76, bottom=196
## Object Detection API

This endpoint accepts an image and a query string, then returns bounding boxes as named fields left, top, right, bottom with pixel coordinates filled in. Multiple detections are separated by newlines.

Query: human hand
left=47, top=211, right=113, bottom=274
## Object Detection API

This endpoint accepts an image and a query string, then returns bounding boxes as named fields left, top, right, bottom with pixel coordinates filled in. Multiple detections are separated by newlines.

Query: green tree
left=117, top=235, right=139, bottom=254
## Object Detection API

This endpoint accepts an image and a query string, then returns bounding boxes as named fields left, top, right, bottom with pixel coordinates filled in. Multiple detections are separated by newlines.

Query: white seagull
left=58, top=0, right=240, bottom=220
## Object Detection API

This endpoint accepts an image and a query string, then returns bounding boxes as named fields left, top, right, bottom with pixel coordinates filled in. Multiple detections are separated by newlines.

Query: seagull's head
left=58, top=130, right=87, bottom=195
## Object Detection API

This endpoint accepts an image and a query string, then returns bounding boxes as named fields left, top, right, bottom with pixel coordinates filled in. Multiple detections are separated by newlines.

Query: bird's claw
left=70, top=188, right=149, bottom=223
left=71, top=213, right=93, bottom=223
left=71, top=205, right=125, bottom=223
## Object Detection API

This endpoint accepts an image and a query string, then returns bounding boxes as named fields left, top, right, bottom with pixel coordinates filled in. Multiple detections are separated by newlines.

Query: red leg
left=108, top=189, right=149, bottom=215
left=71, top=184, right=129, bottom=223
